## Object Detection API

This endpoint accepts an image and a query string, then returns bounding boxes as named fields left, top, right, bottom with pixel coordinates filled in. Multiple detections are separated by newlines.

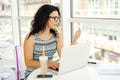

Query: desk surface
left=0, top=68, right=16, bottom=80
left=27, top=63, right=120, bottom=80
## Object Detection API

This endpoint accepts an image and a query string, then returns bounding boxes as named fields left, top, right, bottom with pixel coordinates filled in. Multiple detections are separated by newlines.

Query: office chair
left=15, top=46, right=26, bottom=80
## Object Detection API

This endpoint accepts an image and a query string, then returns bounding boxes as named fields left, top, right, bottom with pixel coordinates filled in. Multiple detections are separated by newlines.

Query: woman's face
left=46, top=11, right=60, bottom=29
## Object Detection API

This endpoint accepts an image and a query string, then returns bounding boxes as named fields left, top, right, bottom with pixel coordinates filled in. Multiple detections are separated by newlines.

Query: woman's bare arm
left=71, top=28, right=81, bottom=45
left=24, top=34, right=40, bottom=68
left=56, top=31, right=64, bottom=57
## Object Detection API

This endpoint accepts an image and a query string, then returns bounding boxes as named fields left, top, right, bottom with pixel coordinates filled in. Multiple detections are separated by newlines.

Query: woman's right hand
left=71, top=28, right=81, bottom=45
left=48, top=61, right=59, bottom=69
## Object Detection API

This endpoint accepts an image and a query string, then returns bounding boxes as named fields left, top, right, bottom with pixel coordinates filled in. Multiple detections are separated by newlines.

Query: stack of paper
left=98, top=63, right=120, bottom=74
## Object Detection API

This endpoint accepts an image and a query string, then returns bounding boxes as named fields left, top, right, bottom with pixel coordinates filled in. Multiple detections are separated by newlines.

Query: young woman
left=24, top=4, right=80, bottom=78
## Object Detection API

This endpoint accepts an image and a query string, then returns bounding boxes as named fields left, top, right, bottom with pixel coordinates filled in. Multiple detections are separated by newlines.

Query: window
left=0, top=0, right=11, bottom=16
left=72, top=0, right=120, bottom=18
left=70, top=0, right=120, bottom=62
left=0, top=0, right=13, bottom=48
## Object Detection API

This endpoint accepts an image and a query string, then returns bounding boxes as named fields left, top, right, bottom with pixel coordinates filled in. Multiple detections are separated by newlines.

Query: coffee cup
left=39, top=56, right=48, bottom=75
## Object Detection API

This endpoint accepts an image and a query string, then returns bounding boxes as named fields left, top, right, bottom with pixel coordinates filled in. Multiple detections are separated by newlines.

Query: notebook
left=48, top=42, right=92, bottom=75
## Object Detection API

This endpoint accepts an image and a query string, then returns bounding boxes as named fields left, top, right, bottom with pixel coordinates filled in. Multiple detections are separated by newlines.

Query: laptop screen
left=48, top=42, right=92, bottom=75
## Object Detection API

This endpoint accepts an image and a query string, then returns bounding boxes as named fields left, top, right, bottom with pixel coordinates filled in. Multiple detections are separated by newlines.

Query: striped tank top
left=25, top=33, right=57, bottom=78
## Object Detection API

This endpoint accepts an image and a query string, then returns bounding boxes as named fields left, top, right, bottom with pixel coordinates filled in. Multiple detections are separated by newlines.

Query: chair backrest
left=15, top=46, right=26, bottom=80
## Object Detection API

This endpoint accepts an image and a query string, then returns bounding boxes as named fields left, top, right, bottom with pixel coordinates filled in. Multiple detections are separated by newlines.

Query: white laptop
left=48, top=42, right=92, bottom=75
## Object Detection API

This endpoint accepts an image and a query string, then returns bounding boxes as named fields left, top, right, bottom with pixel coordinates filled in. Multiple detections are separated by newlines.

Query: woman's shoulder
left=25, top=33, right=34, bottom=40
left=24, top=33, right=35, bottom=45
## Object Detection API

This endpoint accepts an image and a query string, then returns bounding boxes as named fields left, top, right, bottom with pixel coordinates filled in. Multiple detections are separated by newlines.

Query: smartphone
left=37, top=74, right=53, bottom=78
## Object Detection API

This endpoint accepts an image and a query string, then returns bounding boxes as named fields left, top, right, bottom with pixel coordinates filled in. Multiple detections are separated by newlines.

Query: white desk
left=27, top=63, right=120, bottom=80
left=0, top=68, right=16, bottom=80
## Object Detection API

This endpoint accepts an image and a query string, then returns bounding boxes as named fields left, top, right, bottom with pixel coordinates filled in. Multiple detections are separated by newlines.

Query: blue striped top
left=25, top=33, right=57, bottom=78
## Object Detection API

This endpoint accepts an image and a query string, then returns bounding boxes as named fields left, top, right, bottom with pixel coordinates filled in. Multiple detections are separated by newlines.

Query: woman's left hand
left=71, top=28, right=81, bottom=44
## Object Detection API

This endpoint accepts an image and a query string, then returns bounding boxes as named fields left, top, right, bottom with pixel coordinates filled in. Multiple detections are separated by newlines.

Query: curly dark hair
left=28, top=4, right=60, bottom=38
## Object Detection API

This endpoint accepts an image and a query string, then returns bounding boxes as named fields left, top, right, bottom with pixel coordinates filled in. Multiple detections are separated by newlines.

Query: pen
left=88, top=61, right=96, bottom=64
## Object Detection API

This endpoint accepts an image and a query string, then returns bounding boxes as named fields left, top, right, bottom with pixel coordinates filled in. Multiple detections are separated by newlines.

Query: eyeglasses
left=49, top=16, right=61, bottom=22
